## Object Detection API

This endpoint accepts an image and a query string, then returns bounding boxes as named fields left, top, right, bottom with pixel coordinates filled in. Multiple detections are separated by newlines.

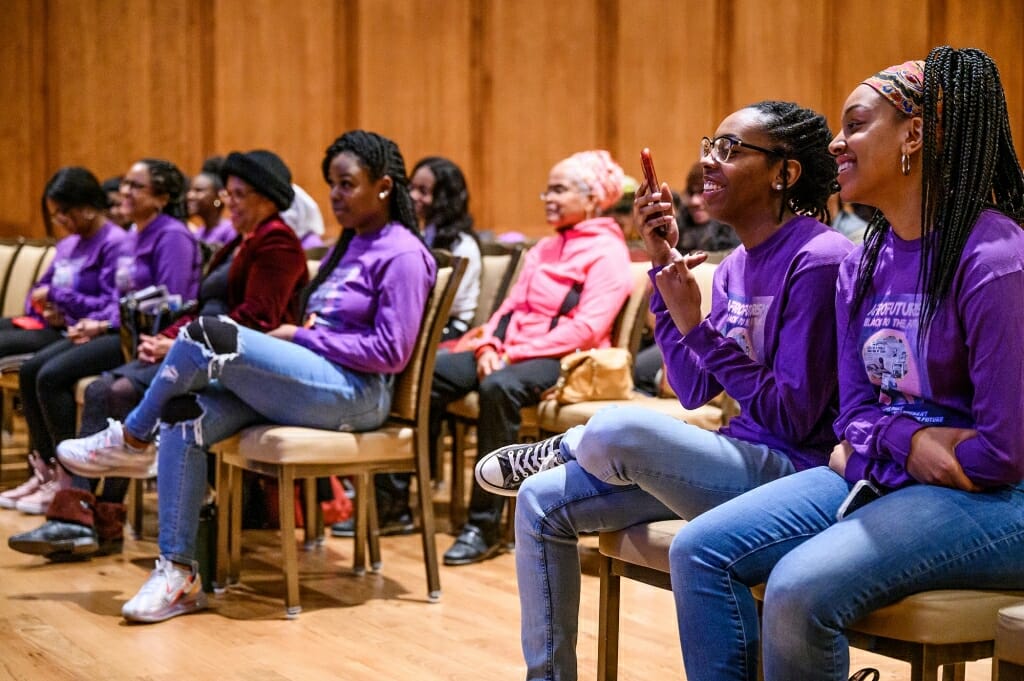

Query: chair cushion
left=598, top=519, right=686, bottom=573
left=222, top=423, right=414, bottom=465
left=996, top=602, right=1024, bottom=666
left=538, top=395, right=722, bottom=433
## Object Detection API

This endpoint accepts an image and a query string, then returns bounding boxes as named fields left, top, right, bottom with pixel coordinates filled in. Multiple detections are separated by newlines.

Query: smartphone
left=836, top=479, right=883, bottom=521
left=640, top=148, right=668, bottom=237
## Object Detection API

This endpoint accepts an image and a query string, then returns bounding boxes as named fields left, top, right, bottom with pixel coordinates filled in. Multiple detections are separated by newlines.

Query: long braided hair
left=749, top=100, right=838, bottom=224
left=411, top=156, right=478, bottom=253
left=139, top=158, right=189, bottom=222
left=301, top=130, right=421, bottom=315
left=851, top=46, right=1024, bottom=333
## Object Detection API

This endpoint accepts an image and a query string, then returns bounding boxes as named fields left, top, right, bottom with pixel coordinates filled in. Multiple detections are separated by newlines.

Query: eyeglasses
left=120, top=179, right=151, bottom=193
left=701, top=136, right=782, bottom=164
left=539, top=184, right=576, bottom=201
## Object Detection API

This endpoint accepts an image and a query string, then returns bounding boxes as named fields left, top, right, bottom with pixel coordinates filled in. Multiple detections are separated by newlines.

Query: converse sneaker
left=474, top=433, right=567, bottom=496
left=15, top=479, right=60, bottom=515
left=0, top=453, right=52, bottom=509
left=57, top=419, right=155, bottom=478
left=122, top=556, right=208, bottom=623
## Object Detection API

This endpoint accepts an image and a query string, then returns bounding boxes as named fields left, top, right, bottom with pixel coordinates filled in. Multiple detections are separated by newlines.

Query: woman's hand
left=30, top=285, right=50, bottom=312
left=654, top=251, right=708, bottom=336
left=42, top=305, right=65, bottom=329
left=907, top=426, right=981, bottom=491
left=829, top=440, right=853, bottom=477
left=268, top=324, right=298, bottom=342
left=137, top=333, right=174, bottom=364
left=635, top=180, right=680, bottom=267
left=476, top=348, right=506, bottom=380
left=66, top=318, right=109, bottom=345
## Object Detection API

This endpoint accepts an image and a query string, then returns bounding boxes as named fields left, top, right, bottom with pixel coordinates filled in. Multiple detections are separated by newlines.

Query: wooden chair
left=597, top=519, right=1024, bottom=681
left=446, top=260, right=652, bottom=530
left=215, top=252, right=466, bottom=616
left=473, top=241, right=524, bottom=328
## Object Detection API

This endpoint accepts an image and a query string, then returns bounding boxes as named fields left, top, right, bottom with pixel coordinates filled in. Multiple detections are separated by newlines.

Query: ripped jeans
left=122, top=316, right=392, bottom=565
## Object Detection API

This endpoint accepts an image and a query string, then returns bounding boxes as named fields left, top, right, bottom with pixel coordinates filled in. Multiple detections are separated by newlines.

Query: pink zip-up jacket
left=474, top=217, right=632, bottom=363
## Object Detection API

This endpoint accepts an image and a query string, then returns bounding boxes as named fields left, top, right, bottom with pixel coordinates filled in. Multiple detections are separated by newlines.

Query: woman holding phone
left=473, top=100, right=853, bottom=681
left=671, top=48, right=1024, bottom=681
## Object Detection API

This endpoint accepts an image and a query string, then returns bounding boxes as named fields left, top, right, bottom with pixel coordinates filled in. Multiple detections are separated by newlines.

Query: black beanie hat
left=220, top=149, right=295, bottom=211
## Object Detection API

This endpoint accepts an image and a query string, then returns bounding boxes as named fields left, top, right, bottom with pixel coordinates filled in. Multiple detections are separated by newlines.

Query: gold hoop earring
left=900, top=153, right=911, bottom=176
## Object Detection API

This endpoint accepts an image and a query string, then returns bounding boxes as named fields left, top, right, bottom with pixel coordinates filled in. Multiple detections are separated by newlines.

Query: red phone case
left=640, top=148, right=667, bottom=236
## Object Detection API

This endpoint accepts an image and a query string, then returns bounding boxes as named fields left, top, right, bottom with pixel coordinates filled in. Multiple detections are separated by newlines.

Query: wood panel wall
left=2, top=0, right=1022, bottom=241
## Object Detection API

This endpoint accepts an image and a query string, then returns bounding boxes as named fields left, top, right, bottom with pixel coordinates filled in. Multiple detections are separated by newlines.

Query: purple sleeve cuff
left=680, top=319, right=723, bottom=355
left=879, top=416, right=924, bottom=468
left=843, top=453, right=871, bottom=484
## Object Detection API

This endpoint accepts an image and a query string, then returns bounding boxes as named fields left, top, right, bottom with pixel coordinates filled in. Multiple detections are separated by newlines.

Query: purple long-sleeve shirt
left=111, top=214, right=202, bottom=328
left=836, top=209, right=1024, bottom=489
left=27, top=221, right=131, bottom=326
left=655, top=215, right=854, bottom=471
left=293, top=222, right=436, bottom=374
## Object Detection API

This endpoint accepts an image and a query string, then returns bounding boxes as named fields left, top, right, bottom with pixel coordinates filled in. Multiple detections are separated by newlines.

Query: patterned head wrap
left=862, top=60, right=925, bottom=117
left=559, top=150, right=625, bottom=211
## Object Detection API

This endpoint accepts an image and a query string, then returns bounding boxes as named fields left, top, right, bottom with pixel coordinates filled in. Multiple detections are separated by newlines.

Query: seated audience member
left=0, top=167, right=131, bottom=513
left=472, top=101, right=854, bottom=680
left=431, top=150, right=635, bottom=566
left=56, top=130, right=436, bottom=623
left=830, top=195, right=874, bottom=243
left=280, top=183, right=326, bottom=251
left=188, top=157, right=236, bottom=247
left=677, top=160, right=740, bottom=253
left=672, top=49, right=1024, bottom=681
left=410, top=156, right=482, bottom=342
left=102, top=176, right=132, bottom=228
left=8, top=149, right=309, bottom=560
left=11, top=159, right=201, bottom=516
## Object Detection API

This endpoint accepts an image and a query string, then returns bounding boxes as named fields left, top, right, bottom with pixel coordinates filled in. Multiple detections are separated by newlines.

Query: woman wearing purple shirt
left=671, top=48, right=1024, bottom=681
left=57, top=130, right=435, bottom=624
left=187, top=159, right=236, bottom=247
left=13, top=159, right=200, bottom=516
left=0, top=167, right=130, bottom=513
left=472, top=101, right=853, bottom=681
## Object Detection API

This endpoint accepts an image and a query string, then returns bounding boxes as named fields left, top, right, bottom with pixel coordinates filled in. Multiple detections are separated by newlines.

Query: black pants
left=632, top=341, right=663, bottom=397
left=0, top=319, right=64, bottom=360
left=428, top=350, right=560, bottom=536
left=19, top=333, right=123, bottom=462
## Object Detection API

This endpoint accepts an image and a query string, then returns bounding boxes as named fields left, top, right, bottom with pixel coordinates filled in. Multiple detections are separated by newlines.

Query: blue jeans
left=122, top=317, right=392, bottom=565
left=671, top=466, right=1024, bottom=681
left=515, top=405, right=796, bottom=681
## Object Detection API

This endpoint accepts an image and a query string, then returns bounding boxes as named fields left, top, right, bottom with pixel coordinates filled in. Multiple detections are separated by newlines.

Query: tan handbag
left=548, top=348, right=634, bottom=404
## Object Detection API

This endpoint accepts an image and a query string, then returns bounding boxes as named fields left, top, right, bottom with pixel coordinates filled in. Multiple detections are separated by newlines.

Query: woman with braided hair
left=471, top=101, right=852, bottom=680
left=57, top=130, right=436, bottom=623
left=670, top=47, right=1024, bottom=680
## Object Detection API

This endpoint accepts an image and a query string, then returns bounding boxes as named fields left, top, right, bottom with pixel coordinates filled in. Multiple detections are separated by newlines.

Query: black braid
left=852, top=47, right=1024, bottom=333
left=302, top=130, right=423, bottom=316
left=411, top=156, right=478, bottom=252
left=197, top=155, right=226, bottom=192
left=749, top=101, right=838, bottom=224
left=140, top=158, right=189, bottom=222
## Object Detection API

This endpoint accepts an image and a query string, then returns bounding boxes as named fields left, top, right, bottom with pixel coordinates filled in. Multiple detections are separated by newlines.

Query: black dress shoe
left=8, top=520, right=99, bottom=561
left=330, top=510, right=416, bottom=538
left=443, top=524, right=500, bottom=566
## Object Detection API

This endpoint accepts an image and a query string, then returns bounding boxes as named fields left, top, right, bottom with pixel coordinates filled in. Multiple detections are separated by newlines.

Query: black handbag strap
left=492, top=281, right=583, bottom=341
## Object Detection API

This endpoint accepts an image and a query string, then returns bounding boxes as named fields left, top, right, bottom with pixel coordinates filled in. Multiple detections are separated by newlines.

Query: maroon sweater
left=164, top=216, right=309, bottom=338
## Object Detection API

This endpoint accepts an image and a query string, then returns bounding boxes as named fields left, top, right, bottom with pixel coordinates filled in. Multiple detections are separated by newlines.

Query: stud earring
left=774, top=183, right=783, bottom=190
left=379, top=191, right=388, bottom=200
left=213, top=199, right=222, bottom=208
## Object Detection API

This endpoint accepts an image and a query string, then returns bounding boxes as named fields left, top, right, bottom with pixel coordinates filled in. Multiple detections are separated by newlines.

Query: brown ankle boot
left=93, top=502, right=126, bottom=555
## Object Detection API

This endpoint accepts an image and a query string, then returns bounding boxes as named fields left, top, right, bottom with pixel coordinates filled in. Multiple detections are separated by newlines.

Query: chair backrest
left=0, top=238, right=24, bottom=313
left=3, top=240, right=54, bottom=317
left=471, top=242, right=523, bottom=327
left=389, top=250, right=466, bottom=424
left=610, top=261, right=655, bottom=355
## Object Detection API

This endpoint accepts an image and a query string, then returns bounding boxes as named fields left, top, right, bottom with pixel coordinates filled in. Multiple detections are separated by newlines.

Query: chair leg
left=214, top=455, right=232, bottom=590
left=597, top=554, right=620, bottom=681
left=367, top=484, right=382, bottom=571
left=450, top=418, right=468, bottom=531
left=352, top=474, right=369, bottom=575
left=941, top=662, right=966, bottom=681
left=229, top=463, right=243, bottom=583
left=302, top=478, right=318, bottom=550
left=278, top=465, right=301, bottom=618
left=129, top=479, right=144, bottom=539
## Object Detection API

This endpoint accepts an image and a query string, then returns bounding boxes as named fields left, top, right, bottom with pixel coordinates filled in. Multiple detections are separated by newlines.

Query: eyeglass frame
left=701, top=135, right=783, bottom=164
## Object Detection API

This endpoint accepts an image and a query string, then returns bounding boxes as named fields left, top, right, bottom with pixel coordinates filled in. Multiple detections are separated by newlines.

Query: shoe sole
left=474, top=458, right=522, bottom=498
left=58, top=456, right=154, bottom=479
left=123, top=594, right=208, bottom=624
left=443, top=542, right=502, bottom=566
left=8, top=536, right=98, bottom=558
left=331, top=523, right=416, bottom=538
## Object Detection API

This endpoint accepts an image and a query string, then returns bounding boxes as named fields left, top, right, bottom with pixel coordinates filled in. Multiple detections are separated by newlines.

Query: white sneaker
left=57, top=419, right=155, bottom=478
left=474, top=433, right=567, bottom=497
left=0, top=452, right=52, bottom=509
left=14, top=479, right=60, bottom=515
left=122, top=556, right=208, bottom=623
